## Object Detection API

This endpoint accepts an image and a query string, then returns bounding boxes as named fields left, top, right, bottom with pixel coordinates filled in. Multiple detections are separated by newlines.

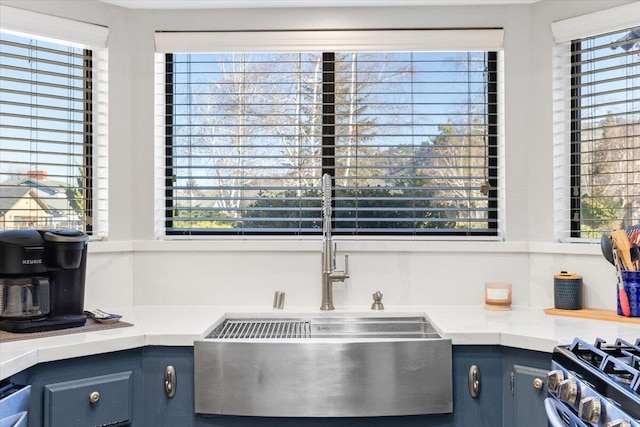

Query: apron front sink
left=194, top=313, right=452, bottom=417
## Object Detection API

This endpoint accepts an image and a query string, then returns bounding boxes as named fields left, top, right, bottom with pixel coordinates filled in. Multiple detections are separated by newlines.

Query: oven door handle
left=544, top=397, right=567, bottom=427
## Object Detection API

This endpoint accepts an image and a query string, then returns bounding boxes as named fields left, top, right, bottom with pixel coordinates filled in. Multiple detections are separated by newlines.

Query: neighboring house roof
left=0, top=178, right=72, bottom=217
left=2, top=178, right=68, bottom=191
left=0, top=186, right=53, bottom=216
left=0, top=186, right=31, bottom=214
left=33, top=188, right=73, bottom=216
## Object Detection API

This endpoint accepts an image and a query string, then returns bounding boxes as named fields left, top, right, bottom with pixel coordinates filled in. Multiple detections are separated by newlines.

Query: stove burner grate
left=568, top=338, right=640, bottom=394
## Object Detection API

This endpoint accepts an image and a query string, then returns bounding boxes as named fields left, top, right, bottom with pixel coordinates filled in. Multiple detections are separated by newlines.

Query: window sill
left=83, top=239, right=600, bottom=256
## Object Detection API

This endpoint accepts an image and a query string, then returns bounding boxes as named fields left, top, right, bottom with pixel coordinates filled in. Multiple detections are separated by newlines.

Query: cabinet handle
left=533, top=377, right=544, bottom=390
left=468, top=365, right=481, bottom=398
left=165, top=365, right=176, bottom=398
left=89, top=391, right=100, bottom=404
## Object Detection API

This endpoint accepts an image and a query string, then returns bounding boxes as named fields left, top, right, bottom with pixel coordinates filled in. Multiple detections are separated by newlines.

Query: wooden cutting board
left=544, top=307, right=640, bottom=324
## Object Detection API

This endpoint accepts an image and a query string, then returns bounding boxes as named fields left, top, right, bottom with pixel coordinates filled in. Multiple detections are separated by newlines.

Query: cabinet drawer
left=44, top=371, right=132, bottom=427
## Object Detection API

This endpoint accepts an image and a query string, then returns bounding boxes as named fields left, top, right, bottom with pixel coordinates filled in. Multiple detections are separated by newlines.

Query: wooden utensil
left=611, top=229, right=636, bottom=271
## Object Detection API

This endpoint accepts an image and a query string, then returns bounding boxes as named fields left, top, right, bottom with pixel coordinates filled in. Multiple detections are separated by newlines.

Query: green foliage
left=245, top=187, right=455, bottom=230
left=241, top=189, right=322, bottom=230
left=173, top=205, right=233, bottom=229
left=582, top=197, right=619, bottom=223
left=579, top=196, right=622, bottom=238
left=66, top=167, right=85, bottom=218
left=65, top=187, right=84, bottom=217
left=335, top=187, right=453, bottom=230
left=173, top=219, right=232, bottom=229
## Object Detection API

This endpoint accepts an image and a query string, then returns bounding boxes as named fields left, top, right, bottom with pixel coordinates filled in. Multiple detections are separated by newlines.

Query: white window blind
left=155, top=30, right=503, bottom=237
left=0, top=7, right=108, bottom=236
left=553, top=6, right=640, bottom=241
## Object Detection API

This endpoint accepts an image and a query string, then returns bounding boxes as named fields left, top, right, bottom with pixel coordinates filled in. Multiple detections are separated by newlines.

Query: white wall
left=0, top=0, right=634, bottom=311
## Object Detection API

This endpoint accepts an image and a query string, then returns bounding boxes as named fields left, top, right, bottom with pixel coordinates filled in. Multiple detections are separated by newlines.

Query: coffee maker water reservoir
left=0, top=229, right=89, bottom=333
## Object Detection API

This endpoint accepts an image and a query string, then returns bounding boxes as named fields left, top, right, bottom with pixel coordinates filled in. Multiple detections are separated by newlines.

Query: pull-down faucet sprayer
left=320, top=173, right=349, bottom=310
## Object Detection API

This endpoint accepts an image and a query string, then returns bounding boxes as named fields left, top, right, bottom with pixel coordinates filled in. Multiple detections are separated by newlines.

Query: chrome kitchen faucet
left=320, top=173, right=349, bottom=310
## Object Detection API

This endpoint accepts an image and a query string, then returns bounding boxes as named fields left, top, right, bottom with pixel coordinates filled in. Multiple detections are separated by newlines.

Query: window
left=571, top=27, right=640, bottom=238
left=156, top=30, right=503, bottom=237
left=0, top=6, right=108, bottom=236
left=553, top=3, right=640, bottom=241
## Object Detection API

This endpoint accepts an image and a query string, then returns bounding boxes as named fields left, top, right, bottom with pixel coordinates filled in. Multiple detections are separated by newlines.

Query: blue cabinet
left=451, top=346, right=504, bottom=427
left=8, top=345, right=550, bottom=426
left=509, top=365, right=548, bottom=427
left=503, top=347, right=552, bottom=427
left=146, top=345, right=506, bottom=427
left=9, top=349, right=143, bottom=427
left=44, top=371, right=133, bottom=427
left=143, top=347, right=196, bottom=427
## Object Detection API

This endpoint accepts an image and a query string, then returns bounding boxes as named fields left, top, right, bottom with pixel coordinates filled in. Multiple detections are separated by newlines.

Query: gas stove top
left=547, top=338, right=640, bottom=427
left=569, top=338, right=640, bottom=391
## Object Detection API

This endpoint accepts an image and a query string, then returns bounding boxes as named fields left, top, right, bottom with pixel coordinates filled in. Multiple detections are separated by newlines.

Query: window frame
left=552, top=2, right=640, bottom=242
left=0, top=33, right=93, bottom=233
left=0, top=6, right=109, bottom=238
left=155, top=29, right=505, bottom=239
left=569, top=29, right=640, bottom=238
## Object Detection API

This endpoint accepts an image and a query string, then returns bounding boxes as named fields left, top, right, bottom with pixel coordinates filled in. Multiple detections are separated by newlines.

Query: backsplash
left=84, top=243, right=612, bottom=311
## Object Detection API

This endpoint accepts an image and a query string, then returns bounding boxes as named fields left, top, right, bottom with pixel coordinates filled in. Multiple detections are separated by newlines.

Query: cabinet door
left=451, top=346, right=504, bottom=427
left=143, top=346, right=196, bottom=427
left=44, top=371, right=132, bottom=427
left=9, top=348, right=143, bottom=427
left=510, top=364, right=547, bottom=427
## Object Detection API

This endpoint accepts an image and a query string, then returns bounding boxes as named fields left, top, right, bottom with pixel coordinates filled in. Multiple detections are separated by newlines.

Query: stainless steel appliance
left=0, top=229, right=89, bottom=333
left=546, top=338, right=640, bottom=427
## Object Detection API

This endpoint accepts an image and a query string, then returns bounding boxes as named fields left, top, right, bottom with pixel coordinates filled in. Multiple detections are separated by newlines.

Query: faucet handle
left=333, top=243, right=349, bottom=279
left=371, top=291, right=384, bottom=310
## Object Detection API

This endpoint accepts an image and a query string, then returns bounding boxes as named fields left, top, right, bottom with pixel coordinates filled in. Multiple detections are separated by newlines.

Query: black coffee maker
left=0, top=229, right=89, bottom=333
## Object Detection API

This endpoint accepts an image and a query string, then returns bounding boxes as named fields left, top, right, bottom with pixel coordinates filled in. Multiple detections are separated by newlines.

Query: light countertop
left=2, top=305, right=639, bottom=379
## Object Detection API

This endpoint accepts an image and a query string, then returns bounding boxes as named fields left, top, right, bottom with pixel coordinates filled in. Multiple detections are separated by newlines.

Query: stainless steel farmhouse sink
left=194, top=314, right=452, bottom=417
